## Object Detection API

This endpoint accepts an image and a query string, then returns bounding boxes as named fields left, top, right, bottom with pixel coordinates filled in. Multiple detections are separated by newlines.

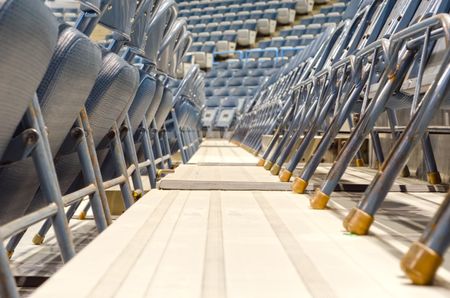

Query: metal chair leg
left=401, top=191, right=450, bottom=285
left=343, top=58, right=450, bottom=236
left=311, top=48, right=416, bottom=209
left=421, top=133, right=441, bottom=184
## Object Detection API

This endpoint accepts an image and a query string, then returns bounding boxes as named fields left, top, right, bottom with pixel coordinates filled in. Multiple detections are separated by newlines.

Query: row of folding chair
left=258, top=35, right=315, bottom=48
left=0, top=0, right=203, bottom=296
left=232, top=0, right=450, bottom=286
left=166, top=65, right=205, bottom=163
left=179, top=1, right=297, bottom=17
left=211, top=57, right=284, bottom=71
left=178, top=0, right=265, bottom=9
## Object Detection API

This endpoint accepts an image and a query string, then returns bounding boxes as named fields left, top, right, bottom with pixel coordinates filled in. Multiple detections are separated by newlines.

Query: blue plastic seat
left=218, top=21, right=231, bottom=31
left=227, top=78, right=243, bottom=87
left=227, top=59, right=244, bottom=69
left=250, top=10, right=264, bottom=19
left=211, top=78, right=228, bottom=87
left=193, top=24, right=206, bottom=33
left=230, top=20, right=244, bottom=30
left=224, top=12, right=237, bottom=22
left=306, top=24, right=322, bottom=35
left=259, top=40, right=272, bottom=48
left=257, top=58, right=274, bottom=69
left=217, top=70, right=234, bottom=78
left=280, top=29, right=293, bottom=37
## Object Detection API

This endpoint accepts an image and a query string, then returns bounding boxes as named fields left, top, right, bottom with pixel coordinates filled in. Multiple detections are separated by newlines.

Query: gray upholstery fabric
left=129, top=71, right=157, bottom=132
left=0, top=0, right=58, bottom=160
left=99, top=0, right=137, bottom=40
left=38, top=52, right=139, bottom=206
left=154, top=87, right=174, bottom=130
left=80, top=0, right=101, bottom=13
left=145, top=78, right=165, bottom=125
left=0, top=23, right=103, bottom=224
left=101, top=70, right=156, bottom=180
left=129, top=0, right=155, bottom=54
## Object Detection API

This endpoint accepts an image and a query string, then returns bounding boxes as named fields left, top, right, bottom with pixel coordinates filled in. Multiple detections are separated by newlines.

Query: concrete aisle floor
left=27, top=140, right=450, bottom=297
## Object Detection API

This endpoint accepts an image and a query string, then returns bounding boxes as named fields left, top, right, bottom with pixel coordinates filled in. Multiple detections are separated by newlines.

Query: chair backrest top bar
left=129, top=0, right=155, bottom=54
left=99, top=0, right=137, bottom=40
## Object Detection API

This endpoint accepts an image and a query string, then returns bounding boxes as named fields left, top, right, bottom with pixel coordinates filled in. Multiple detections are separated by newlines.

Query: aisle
left=32, top=140, right=450, bottom=298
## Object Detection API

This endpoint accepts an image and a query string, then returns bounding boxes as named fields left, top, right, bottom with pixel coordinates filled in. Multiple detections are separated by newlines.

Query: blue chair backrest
left=99, top=0, right=137, bottom=40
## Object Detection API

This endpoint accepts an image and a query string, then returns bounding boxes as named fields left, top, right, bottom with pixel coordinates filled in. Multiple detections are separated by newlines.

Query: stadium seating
left=0, top=1, right=203, bottom=296
left=231, top=0, right=450, bottom=286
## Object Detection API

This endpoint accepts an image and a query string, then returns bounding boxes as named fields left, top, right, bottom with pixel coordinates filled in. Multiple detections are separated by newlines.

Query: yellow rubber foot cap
left=355, top=159, right=364, bottom=167
left=270, top=164, right=281, bottom=176
left=401, top=242, right=443, bottom=285
left=7, top=250, right=13, bottom=259
left=343, top=208, right=374, bottom=235
left=264, top=161, right=273, bottom=171
left=78, top=211, right=87, bottom=220
left=427, top=172, right=442, bottom=185
left=310, top=189, right=330, bottom=210
left=292, top=178, right=308, bottom=194
left=133, top=190, right=143, bottom=201
left=279, top=169, right=292, bottom=182
left=32, top=234, right=45, bottom=245
left=257, top=159, right=265, bottom=167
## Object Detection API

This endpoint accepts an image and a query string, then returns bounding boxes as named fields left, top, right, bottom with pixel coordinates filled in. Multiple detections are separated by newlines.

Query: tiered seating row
left=202, top=58, right=283, bottom=129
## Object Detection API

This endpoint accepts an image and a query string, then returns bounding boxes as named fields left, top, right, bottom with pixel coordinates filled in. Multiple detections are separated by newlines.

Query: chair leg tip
left=279, top=170, right=292, bottom=182
left=292, top=177, right=308, bottom=194
left=132, top=190, right=143, bottom=201
left=427, top=172, right=442, bottom=185
left=401, top=242, right=442, bottom=285
left=32, top=234, right=45, bottom=245
left=78, top=211, right=87, bottom=220
left=310, top=189, right=330, bottom=209
left=270, top=164, right=281, bottom=176
left=343, top=208, right=373, bottom=235
left=257, top=159, right=266, bottom=167
left=264, top=161, right=273, bottom=171
left=7, top=250, right=13, bottom=259
left=355, top=159, right=364, bottom=167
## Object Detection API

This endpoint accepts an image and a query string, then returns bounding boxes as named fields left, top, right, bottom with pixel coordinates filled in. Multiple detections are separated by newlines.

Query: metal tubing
left=111, top=123, right=135, bottom=209
left=358, top=61, right=450, bottom=217
left=123, top=115, right=144, bottom=193
left=319, top=48, right=416, bottom=196
left=0, top=204, right=57, bottom=240
left=141, top=119, right=156, bottom=188
left=161, top=124, right=173, bottom=168
left=80, top=109, right=112, bottom=225
left=74, top=124, right=107, bottom=231
left=288, top=67, right=367, bottom=175
left=0, top=241, right=18, bottom=298
left=152, top=120, right=166, bottom=168
left=28, top=96, right=75, bottom=262
left=140, top=119, right=158, bottom=188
